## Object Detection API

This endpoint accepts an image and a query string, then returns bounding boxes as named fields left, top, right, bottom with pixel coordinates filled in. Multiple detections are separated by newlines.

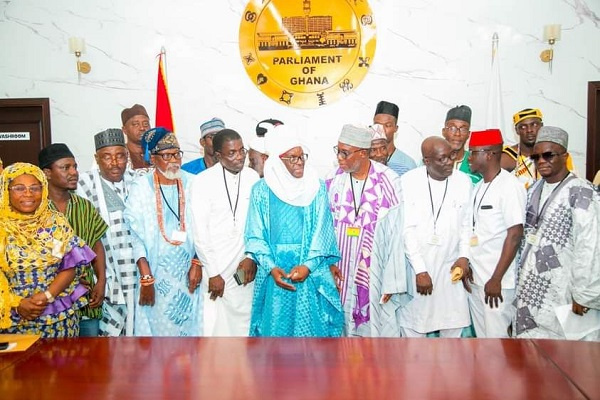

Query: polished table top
left=1, top=337, right=598, bottom=400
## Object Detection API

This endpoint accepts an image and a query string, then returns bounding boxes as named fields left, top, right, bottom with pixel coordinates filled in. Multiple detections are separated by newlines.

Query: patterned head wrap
left=513, top=108, right=543, bottom=126
left=0, top=163, right=75, bottom=328
left=200, top=118, right=226, bottom=138
left=94, top=128, right=126, bottom=151
left=141, top=127, right=179, bottom=163
left=0, top=162, right=49, bottom=221
left=369, top=124, right=387, bottom=142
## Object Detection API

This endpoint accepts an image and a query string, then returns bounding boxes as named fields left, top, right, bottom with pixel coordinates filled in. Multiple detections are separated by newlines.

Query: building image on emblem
left=257, top=0, right=357, bottom=50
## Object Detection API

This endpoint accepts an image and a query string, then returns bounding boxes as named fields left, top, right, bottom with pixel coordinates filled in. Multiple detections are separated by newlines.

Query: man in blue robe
left=124, top=128, right=202, bottom=336
left=245, top=125, right=343, bottom=337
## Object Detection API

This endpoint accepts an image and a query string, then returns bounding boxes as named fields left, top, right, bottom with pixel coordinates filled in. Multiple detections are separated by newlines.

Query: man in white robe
left=190, top=129, right=260, bottom=336
left=399, top=137, right=472, bottom=338
left=466, top=129, right=525, bottom=338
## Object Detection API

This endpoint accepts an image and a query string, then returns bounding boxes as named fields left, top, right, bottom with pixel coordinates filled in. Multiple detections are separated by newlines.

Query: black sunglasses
left=530, top=151, right=565, bottom=162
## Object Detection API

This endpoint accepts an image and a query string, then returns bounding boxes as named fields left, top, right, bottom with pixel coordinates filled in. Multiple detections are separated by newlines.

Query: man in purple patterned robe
left=326, top=124, right=407, bottom=337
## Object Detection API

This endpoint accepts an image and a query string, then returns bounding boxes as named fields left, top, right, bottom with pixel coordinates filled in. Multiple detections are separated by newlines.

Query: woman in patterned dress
left=0, top=162, right=95, bottom=337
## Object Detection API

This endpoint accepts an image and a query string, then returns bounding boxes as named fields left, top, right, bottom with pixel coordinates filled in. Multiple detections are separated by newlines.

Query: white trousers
left=203, top=281, right=254, bottom=337
left=468, top=283, right=515, bottom=338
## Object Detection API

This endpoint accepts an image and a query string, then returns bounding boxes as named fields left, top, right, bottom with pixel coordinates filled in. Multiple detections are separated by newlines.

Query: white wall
left=0, top=0, right=598, bottom=176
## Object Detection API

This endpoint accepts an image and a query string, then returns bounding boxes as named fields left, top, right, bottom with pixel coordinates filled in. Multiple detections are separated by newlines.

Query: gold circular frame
left=239, top=0, right=377, bottom=109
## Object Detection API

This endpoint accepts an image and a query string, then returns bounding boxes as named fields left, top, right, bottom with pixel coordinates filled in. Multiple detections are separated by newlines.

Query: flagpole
left=160, top=46, right=167, bottom=80
left=485, top=32, right=510, bottom=144
left=491, top=32, right=498, bottom=66
left=155, top=46, right=175, bottom=132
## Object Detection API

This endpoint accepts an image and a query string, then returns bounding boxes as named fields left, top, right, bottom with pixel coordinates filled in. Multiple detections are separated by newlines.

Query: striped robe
left=326, top=161, right=407, bottom=337
left=49, top=193, right=108, bottom=321
left=77, top=169, right=138, bottom=336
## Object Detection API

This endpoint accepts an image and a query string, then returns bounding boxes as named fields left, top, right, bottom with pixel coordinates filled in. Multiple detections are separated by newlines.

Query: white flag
left=485, top=33, right=512, bottom=145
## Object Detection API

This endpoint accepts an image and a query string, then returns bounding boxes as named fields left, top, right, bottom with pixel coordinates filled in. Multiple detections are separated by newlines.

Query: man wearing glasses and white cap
left=515, top=126, right=600, bottom=340
left=326, top=124, right=407, bottom=337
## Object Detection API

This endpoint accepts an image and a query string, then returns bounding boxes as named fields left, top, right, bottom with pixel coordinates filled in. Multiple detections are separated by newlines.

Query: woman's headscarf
left=263, top=125, right=320, bottom=207
left=0, top=163, right=74, bottom=328
left=0, top=162, right=50, bottom=222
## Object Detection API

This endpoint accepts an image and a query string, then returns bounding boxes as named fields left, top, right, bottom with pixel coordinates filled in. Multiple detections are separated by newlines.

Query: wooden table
left=1, top=337, right=598, bottom=399
left=531, top=339, right=600, bottom=399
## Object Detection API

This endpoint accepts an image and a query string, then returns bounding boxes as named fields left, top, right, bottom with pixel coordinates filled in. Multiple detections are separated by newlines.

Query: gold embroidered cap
left=513, top=108, right=543, bottom=126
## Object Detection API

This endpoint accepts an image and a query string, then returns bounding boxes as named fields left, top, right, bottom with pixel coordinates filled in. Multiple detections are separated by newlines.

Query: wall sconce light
left=540, top=24, right=561, bottom=73
left=68, top=37, right=91, bottom=77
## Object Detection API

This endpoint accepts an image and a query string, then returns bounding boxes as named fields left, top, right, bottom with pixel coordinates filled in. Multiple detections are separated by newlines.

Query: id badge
left=346, top=226, right=360, bottom=237
left=526, top=232, right=540, bottom=247
left=428, top=234, right=441, bottom=246
left=230, top=226, right=240, bottom=239
left=171, top=230, right=187, bottom=242
left=470, top=235, right=479, bottom=247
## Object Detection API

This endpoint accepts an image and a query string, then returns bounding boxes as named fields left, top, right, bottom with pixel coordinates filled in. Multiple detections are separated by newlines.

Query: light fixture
left=68, top=37, right=91, bottom=78
left=540, top=24, right=561, bottom=73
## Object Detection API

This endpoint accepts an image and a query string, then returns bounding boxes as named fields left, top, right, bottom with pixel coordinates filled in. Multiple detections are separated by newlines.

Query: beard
left=157, top=163, right=182, bottom=180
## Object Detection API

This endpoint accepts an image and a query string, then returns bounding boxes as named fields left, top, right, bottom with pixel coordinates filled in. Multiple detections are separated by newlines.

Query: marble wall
left=0, top=0, right=598, bottom=176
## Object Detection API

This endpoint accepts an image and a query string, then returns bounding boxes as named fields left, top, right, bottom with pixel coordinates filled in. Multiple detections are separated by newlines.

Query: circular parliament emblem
left=239, top=0, right=376, bottom=109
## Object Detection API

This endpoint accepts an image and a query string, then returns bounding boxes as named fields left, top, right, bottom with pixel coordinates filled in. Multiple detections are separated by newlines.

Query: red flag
left=155, top=48, right=175, bottom=132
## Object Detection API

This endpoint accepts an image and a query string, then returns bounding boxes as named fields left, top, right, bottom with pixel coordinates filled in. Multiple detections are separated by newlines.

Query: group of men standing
left=25, top=99, right=600, bottom=340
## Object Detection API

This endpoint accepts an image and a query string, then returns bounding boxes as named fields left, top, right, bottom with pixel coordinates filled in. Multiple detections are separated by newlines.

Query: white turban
left=263, top=125, right=320, bottom=207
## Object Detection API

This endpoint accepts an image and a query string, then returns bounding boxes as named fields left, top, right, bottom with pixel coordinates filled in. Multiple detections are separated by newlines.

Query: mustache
left=157, top=165, right=182, bottom=180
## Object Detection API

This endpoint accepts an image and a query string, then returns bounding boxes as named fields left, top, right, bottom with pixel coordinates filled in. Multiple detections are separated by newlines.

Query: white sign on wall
left=0, top=132, right=31, bottom=141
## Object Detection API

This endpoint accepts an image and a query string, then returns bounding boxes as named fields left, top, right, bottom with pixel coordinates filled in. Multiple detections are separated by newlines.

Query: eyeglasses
left=8, top=184, right=43, bottom=194
left=530, top=151, right=565, bottom=162
left=155, top=151, right=184, bottom=161
left=444, top=126, right=470, bottom=135
left=280, top=154, right=308, bottom=164
left=333, top=146, right=367, bottom=160
left=99, top=153, right=128, bottom=163
left=219, top=148, right=248, bottom=159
